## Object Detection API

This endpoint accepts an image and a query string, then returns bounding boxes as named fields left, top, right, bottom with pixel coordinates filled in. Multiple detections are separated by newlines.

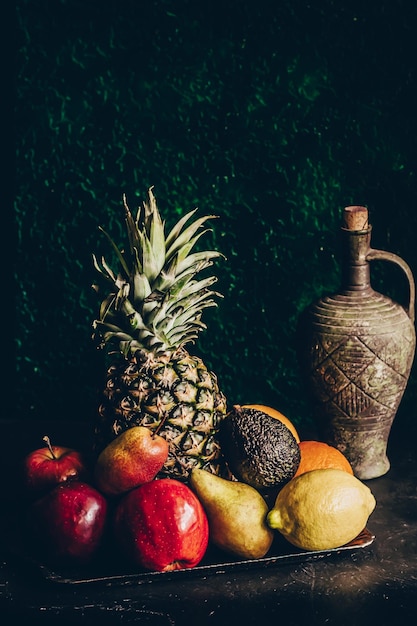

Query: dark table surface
left=1, top=417, right=416, bottom=626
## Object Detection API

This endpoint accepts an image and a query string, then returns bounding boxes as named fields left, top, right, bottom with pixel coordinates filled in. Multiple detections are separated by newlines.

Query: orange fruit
left=293, top=440, right=354, bottom=478
left=241, top=404, right=300, bottom=443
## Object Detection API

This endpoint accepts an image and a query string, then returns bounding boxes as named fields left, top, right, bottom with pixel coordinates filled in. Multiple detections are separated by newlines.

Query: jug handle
left=366, top=248, right=415, bottom=324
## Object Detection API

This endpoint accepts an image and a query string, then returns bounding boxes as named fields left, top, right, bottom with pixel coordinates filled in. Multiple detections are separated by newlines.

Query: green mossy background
left=15, top=0, right=417, bottom=434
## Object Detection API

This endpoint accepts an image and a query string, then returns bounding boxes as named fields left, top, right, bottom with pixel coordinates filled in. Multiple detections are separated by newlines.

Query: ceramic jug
left=298, top=206, right=415, bottom=479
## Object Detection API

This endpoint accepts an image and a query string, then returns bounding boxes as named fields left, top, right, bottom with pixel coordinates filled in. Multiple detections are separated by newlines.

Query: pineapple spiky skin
left=92, top=188, right=228, bottom=482
left=94, top=347, right=228, bottom=480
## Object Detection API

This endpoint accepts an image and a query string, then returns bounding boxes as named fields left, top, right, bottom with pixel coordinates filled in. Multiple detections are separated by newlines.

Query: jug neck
left=340, top=226, right=372, bottom=291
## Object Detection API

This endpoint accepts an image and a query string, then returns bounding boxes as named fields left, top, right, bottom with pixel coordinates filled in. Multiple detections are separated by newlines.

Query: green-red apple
left=94, top=426, right=169, bottom=496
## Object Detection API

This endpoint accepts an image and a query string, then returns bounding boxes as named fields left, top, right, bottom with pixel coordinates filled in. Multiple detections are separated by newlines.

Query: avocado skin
left=219, top=405, right=301, bottom=490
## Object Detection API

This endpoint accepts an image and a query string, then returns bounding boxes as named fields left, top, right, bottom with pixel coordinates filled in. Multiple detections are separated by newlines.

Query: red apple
left=113, top=478, right=209, bottom=572
left=30, top=481, right=108, bottom=563
left=23, top=435, right=88, bottom=494
left=94, top=426, right=169, bottom=496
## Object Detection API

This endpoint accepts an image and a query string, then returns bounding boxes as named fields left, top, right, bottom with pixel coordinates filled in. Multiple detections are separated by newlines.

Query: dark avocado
left=219, top=405, right=301, bottom=490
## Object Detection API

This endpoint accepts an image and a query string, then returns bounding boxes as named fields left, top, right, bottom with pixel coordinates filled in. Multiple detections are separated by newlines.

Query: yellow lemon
left=266, top=468, right=376, bottom=551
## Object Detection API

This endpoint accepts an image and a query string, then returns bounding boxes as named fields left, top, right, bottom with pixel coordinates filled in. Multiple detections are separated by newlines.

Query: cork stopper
left=343, top=206, right=369, bottom=231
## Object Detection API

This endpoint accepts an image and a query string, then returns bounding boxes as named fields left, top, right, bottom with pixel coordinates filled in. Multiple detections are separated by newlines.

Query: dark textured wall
left=15, top=0, right=417, bottom=433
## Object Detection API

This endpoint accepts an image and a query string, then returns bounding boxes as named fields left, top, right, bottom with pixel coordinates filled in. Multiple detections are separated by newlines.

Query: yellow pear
left=189, top=468, right=274, bottom=559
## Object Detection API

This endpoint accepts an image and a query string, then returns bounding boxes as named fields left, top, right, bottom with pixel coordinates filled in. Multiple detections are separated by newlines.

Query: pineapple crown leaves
left=92, top=187, right=224, bottom=354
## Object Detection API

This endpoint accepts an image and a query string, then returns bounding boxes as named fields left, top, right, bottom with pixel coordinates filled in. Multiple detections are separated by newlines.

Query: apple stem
left=43, top=435, right=57, bottom=459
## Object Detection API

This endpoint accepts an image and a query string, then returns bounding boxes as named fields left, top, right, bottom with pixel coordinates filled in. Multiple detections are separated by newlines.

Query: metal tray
left=9, top=527, right=374, bottom=587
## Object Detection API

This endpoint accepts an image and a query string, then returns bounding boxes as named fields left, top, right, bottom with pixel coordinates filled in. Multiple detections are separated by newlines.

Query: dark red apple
left=113, top=478, right=209, bottom=572
left=30, top=481, right=108, bottom=563
left=23, top=436, right=88, bottom=494
left=94, top=426, right=169, bottom=496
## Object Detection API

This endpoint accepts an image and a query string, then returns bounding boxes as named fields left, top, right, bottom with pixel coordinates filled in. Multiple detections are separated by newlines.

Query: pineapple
left=92, top=187, right=228, bottom=480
